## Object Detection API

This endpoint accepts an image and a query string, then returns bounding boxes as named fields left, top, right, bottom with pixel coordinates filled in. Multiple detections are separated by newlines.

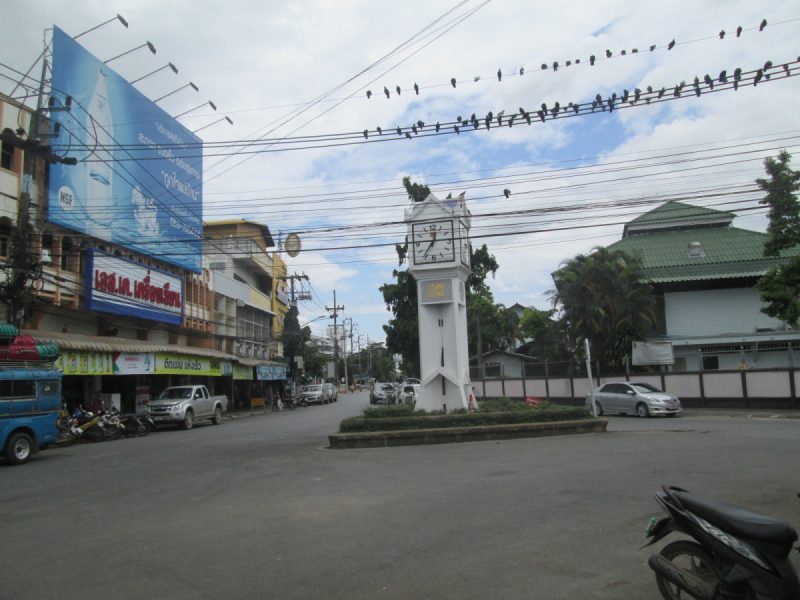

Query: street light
left=153, top=81, right=198, bottom=103
left=75, top=14, right=128, bottom=39
left=173, top=100, right=217, bottom=119
left=192, top=116, right=233, bottom=134
left=104, top=41, right=156, bottom=64
left=130, top=62, right=178, bottom=85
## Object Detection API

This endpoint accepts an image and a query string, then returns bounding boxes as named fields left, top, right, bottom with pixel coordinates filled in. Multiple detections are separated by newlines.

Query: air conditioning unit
left=41, top=249, right=52, bottom=264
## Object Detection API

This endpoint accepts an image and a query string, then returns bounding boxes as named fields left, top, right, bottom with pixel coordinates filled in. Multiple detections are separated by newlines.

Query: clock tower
left=405, top=192, right=473, bottom=412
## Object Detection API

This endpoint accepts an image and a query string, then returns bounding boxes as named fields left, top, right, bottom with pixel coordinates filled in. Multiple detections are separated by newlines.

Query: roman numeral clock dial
left=412, top=220, right=455, bottom=265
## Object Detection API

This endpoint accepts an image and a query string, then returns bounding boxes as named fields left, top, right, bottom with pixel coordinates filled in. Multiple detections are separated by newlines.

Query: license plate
left=669, top=404, right=678, bottom=410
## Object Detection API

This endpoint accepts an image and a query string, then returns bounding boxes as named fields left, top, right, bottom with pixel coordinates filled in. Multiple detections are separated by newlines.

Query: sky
left=2, top=0, right=800, bottom=350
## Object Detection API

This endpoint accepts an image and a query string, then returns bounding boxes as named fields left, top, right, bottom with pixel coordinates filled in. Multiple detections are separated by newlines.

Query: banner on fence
left=632, top=341, right=674, bottom=365
left=525, top=397, right=541, bottom=407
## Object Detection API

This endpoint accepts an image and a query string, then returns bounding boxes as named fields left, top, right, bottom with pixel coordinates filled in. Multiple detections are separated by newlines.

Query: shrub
left=338, top=406, right=594, bottom=433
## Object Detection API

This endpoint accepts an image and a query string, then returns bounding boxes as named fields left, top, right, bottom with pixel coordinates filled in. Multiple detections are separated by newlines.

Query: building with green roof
left=606, top=201, right=800, bottom=371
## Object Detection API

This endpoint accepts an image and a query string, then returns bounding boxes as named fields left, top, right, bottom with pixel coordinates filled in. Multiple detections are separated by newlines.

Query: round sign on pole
left=285, top=233, right=301, bottom=257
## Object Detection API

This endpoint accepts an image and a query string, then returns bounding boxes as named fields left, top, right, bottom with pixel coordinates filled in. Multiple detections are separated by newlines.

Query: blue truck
left=0, top=366, right=62, bottom=465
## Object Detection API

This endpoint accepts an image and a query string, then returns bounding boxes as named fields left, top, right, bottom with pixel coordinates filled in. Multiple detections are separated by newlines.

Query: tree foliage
left=756, top=151, right=800, bottom=325
left=519, top=307, right=570, bottom=361
left=549, top=247, right=659, bottom=369
left=402, top=176, right=431, bottom=202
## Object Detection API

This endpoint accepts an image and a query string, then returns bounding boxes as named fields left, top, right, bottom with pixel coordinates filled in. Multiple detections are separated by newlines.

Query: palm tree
left=548, top=247, right=659, bottom=369
left=495, top=304, right=524, bottom=352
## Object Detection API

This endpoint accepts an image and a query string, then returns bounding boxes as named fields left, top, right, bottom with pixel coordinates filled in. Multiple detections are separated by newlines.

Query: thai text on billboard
left=47, top=25, right=203, bottom=273
left=86, top=249, right=184, bottom=325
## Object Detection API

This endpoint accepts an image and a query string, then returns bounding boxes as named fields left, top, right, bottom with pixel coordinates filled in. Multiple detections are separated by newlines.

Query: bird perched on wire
left=377, top=126, right=382, bottom=135
left=459, top=191, right=466, bottom=198
left=414, top=83, right=419, bottom=95
left=405, top=132, right=411, bottom=139
left=650, top=44, right=656, bottom=51
left=451, top=78, right=457, bottom=88
left=553, top=61, right=559, bottom=71
left=396, top=127, right=402, bottom=135
left=363, top=130, right=368, bottom=139
left=519, top=67, right=524, bottom=76
left=384, top=87, right=390, bottom=99
left=704, top=75, right=714, bottom=90
left=736, top=26, right=742, bottom=37
left=541, top=63, right=548, bottom=70
left=590, top=55, right=596, bottom=66
left=719, top=30, right=725, bottom=39
left=366, top=90, right=372, bottom=99
left=497, top=110, right=505, bottom=125
left=621, top=89, right=629, bottom=103
left=606, top=49, right=612, bottom=58
left=634, top=88, right=641, bottom=102
left=754, top=69, right=764, bottom=86
left=396, top=86, right=401, bottom=96
left=503, top=189, right=511, bottom=198
left=412, top=124, right=418, bottom=135
left=719, top=70, right=728, bottom=83
left=760, top=19, right=767, bottom=31
left=537, top=110, right=545, bottom=122
left=454, top=125, right=460, bottom=134
left=658, top=87, right=666, bottom=98
left=647, top=86, right=653, bottom=93
left=435, top=122, right=441, bottom=132
left=733, top=68, right=742, bottom=90
left=417, top=120, right=425, bottom=128
left=668, top=39, right=676, bottom=50
left=497, top=68, right=502, bottom=81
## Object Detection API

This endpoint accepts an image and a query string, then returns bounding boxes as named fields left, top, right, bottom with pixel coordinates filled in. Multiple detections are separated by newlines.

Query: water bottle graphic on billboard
left=85, top=68, right=114, bottom=239
left=48, top=25, right=203, bottom=274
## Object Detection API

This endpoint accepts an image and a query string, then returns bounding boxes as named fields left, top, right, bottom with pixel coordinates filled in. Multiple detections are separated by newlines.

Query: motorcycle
left=115, top=408, right=155, bottom=437
left=270, top=396, right=307, bottom=411
left=54, top=407, right=105, bottom=445
left=643, top=485, right=799, bottom=600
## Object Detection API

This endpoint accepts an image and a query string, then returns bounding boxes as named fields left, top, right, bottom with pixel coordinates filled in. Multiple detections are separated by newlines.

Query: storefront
left=256, top=363, right=291, bottom=403
left=28, top=330, right=237, bottom=414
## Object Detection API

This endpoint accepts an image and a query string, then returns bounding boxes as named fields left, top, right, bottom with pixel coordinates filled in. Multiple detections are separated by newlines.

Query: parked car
left=585, top=382, right=681, bottom=418
left=148, top=385, right=228, bottom=430
left=301, top=384, right=327, bottom=405
left=323, top=383, right=338, bottom=402
left=397, top=384, right=420, bottom=405
left=404, top=378, right=420, bottom=385
left=370, top=382, right=396, bottom=404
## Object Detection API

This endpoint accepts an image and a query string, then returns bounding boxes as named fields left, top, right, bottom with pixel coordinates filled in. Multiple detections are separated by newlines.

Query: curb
left=328, top=418, right=608, bottom=449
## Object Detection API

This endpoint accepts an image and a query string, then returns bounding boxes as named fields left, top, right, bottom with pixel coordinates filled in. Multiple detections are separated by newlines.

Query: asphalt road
left=1, top=392, right=798, bottom=600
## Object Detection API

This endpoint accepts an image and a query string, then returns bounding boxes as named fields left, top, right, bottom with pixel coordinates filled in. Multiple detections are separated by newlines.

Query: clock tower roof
left=404, top=192, right=470, bottom=226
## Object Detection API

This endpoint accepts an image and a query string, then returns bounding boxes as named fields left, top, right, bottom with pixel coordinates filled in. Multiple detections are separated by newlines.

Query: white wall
left=665, top=288, right=784, bottom=337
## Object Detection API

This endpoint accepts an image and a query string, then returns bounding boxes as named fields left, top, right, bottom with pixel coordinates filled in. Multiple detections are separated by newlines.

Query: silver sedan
left=585, top=381, right=681, bottom=418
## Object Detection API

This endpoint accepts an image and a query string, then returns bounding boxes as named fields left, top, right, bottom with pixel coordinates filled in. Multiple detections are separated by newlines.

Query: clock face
left=459, top=220, right=470, bottom=267
left=285, top=233, right=301, bottom=257
left=412, top=220, right=455, bottom=265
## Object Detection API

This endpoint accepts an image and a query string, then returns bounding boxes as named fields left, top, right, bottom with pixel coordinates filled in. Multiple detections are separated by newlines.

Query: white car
left=301, top=384, right=327, bottom=405
left=397, top=384, right=420, bottom=405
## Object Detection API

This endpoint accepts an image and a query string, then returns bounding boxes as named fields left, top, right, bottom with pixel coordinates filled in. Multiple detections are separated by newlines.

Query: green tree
left=549, top=246, right=659, bottom=370
left=380, top=242, right=420, bottom=377
left=519, top=307, right=570, bottom=361
left=756, top=151, right=800, bottom=325
left=496, top=304, right=524, bottom=351
left=280, top=305, right=304, bottom=379
left=465, top=244, right=500, bottom=367
left=402, top=176, right=431, bottom=202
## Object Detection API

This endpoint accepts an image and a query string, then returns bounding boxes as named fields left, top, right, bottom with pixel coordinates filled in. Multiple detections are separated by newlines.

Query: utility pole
left=277, top=272, right=311, bottom=304
left=325, top=290, right=344, bottom=390
left=3, top=55, right=76, bottom=328
left=344, top=318, right=355, bottom=392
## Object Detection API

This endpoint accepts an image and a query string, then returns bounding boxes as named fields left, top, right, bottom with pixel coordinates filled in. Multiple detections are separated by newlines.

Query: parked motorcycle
left=54, top=408, right=105, bottom=446
left=271, top=396, right=307, bottom=411
left=644, top=485, right=799, bottom=599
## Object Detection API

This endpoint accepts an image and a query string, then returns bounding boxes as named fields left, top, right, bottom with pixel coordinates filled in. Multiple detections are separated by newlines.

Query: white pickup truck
left=148, top=385, right=228, bottom=430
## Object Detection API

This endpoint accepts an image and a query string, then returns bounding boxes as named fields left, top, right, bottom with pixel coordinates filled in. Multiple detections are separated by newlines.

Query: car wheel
left=636, top=403, right=650, bottom=418
left=594, top=402, right=604, bottom=417
left=4, top=432, right=33, bottom=465
left=181, top=410, right=194, bottom=430
left=211, top=406, right=222, bottom=425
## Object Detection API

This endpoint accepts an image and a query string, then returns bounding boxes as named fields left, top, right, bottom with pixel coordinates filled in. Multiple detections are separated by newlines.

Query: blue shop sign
left=256, top=365, right=287, bottom=380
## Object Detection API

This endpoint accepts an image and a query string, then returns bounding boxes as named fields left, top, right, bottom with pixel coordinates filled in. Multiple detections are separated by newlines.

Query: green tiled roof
left=624, top=201, right=735, bottom=237
left=607, top=226, right=800, bottom=282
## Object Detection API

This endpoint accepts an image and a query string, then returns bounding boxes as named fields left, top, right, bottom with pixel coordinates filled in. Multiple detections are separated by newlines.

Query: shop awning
left=235, top=357, right=284, bottom=367
left=24, top=329, right=236, bottom=361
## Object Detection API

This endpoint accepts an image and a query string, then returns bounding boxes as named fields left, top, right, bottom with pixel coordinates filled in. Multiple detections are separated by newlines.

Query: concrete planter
left=329, top=418, right=608, bottom=449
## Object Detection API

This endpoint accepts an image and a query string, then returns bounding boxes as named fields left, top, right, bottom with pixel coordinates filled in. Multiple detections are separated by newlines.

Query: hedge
left=338, top=406, right=595, bottom=433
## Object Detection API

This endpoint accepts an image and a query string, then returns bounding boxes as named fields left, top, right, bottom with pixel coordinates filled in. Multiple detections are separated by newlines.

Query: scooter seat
left=674, top=491, right=797, bottom=547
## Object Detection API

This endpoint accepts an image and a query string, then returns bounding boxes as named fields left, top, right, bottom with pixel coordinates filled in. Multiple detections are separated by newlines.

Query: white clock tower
left=405, top=192, right=474, bottom=412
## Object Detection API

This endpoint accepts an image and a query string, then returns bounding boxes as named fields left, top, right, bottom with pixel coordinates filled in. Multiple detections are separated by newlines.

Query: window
left=61, top=237, right=73, bottom=270
left=0, top=220, right=10, bottom=257
left=210, top=262, right=226, bottom=270
left=702, top=356, right=719, bottom=370
left=1, top=141, right=14, bottom=171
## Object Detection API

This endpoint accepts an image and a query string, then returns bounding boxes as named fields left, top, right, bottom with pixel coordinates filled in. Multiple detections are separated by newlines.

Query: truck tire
left=211, top=406, right=222, bottom=425
left=181, top=410, right=194, bottom=430
left=4, top=432, right=34, bottom=465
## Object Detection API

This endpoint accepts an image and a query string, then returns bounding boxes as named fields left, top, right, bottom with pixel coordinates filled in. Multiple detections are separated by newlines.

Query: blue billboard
left=48, top=25, right=202, bottom=273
